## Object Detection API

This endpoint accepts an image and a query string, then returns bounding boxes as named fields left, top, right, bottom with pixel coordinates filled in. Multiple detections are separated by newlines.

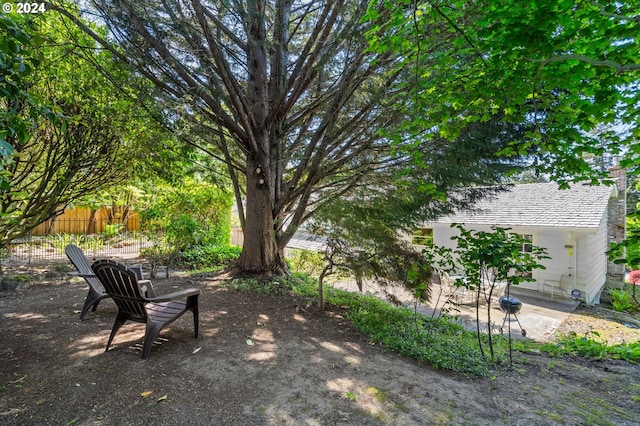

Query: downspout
left=568, top=232, right=575, bottom=276
left=569, top=232, right=578, bottom=296
left=572, top=235, right=577, bottom=290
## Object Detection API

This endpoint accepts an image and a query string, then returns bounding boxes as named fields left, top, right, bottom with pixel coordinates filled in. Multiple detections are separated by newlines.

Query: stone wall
left=607, top=166, right=627, bottom=281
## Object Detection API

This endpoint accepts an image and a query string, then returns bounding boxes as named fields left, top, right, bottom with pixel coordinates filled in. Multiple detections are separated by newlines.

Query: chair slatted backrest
left=65, top=244, right=105, bottom=292
left=92, top=260, right=147, bottom=320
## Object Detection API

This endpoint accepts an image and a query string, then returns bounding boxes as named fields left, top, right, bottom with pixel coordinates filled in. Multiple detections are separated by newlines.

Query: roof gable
left=437, top=182, right=615, bottom=228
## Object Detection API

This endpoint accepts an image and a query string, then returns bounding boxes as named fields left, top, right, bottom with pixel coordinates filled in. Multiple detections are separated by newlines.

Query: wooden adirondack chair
left=91, top=259, right=200, bottom=360
left=65, top=244, right=110, bottom=321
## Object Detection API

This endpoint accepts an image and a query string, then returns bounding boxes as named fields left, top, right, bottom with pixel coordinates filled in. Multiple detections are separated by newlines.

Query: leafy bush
left=47, top=233, right=83, bottom=252
left=525, top=331, right=640, bottom=363
left=287, top=249, right=326, bottom=276
left=609, top=288, right=637, bottom=312
left=166, top=214, right=201, bottom=251
left=46, top=233, right=111, bottom=254
left=141, top=243, right=180, bottom=278
left=341, top=292, right=500, bottom=376
left=181, top=244, right=241, bottom=268
left=140, top=179, right=233, bottom=249
left=103, top=223, right=123, bottom=237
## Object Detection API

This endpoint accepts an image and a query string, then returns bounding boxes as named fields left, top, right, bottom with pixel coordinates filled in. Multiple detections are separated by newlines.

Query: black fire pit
left=498, top=296, right=526, bottom=337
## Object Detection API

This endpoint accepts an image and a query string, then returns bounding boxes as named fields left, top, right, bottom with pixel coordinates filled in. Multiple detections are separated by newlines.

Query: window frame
left=411, top=228, right=434, bottom=247
left=514, top=233, right=534, bottom=279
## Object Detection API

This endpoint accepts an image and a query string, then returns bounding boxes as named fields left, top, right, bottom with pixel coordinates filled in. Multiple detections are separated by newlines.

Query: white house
left=416, top=170, right=627, bottom=305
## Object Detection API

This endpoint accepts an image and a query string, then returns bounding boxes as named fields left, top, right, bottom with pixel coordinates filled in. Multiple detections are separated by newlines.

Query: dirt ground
left=0, top=262, right=639, bottom=425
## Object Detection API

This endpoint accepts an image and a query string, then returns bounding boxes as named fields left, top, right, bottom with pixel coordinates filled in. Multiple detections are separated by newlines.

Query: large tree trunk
left=238, top=157, right=288, bottom=275
left=235, top=0, right=288, bottom=276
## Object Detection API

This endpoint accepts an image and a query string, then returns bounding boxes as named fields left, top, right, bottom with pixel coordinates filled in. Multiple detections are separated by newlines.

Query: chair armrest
left=78, top=272, right=97, bottom=278
left=147, top=288, right=200, bottom=303
left=137, top=280, right=156, bottom=298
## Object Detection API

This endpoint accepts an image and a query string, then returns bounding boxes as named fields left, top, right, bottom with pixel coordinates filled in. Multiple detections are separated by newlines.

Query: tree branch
left=530, top=54, right=640, bottom=74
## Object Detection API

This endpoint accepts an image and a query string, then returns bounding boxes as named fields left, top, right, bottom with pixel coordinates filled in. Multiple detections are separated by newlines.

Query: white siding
left=534, top=230, right=577, bottom=289
left=432, top=223, right=459, bottom=250
left=429, top=221, right=608, bottom=305
left=433, top=224, right=563, bottom=288
left=575, top=219, right=608, bottom=304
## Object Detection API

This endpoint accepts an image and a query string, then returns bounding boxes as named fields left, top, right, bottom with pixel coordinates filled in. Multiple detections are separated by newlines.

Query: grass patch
left=365, top=386, right=389, bottom=403
left=516, top=331, right=640, bottom=363
left=221, top=272, right=317, bottom=296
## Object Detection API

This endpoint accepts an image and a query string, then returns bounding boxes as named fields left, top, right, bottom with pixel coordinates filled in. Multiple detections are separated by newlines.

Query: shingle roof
left=437, top=182, right=615, bottom=229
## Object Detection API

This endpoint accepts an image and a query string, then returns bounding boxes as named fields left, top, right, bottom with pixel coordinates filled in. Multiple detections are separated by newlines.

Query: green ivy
left=521, top=332, right=640, bottom=363
left=181, top=244, right=241, bottom=269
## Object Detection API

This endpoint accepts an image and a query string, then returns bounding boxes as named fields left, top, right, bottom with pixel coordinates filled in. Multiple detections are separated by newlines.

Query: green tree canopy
left=365, top=0, right=639, bottom=185
left=48, top=0, right=640, bottom=278
left=0, top=13, right=52, bottom=190
left=0, top=6, right=166, bottom=247
left=49, top=0, right=545, bottom=277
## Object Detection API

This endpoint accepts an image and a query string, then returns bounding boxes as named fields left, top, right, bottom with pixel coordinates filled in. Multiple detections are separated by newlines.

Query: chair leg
left=106, top=312, right=129, bottom=352
left=80, top=295, right=94, bottom=321
left=187, top=295, right=199, bottom=338
left=192, top=307, right=199, bottom=338
left=80, top=290, right=105, bottom=321
left=142, top=322, right=163, bottom=361
left=80, top=290, right=99, bottom=321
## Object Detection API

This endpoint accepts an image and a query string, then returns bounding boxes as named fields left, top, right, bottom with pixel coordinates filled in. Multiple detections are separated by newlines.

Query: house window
left=519, top=234, right=533, bottom=253
left=515, top=233, right=533, bottom=278
left=412, top=228, right=434, bottom=246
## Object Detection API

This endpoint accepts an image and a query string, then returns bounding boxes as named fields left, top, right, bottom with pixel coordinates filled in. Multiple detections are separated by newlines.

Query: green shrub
left=287, top=249, right=325, bottom=276
left=609, top=288, right=637, bottom=312
left=181, top=244, right=241, bottom=268
left=47, top=233, right=83, bottom=253
left=46, top=233, right=110, bottom=254
left=103, top=223, right=123, bottom=237
left=343, top=294, right=498, bottom=376
left=141, top=179, right=233, bottom=249
left=526, top=331, right=640, bottom=363
left=141, top=243, right=180, bottom=278
left=166, top=214, right=201, bottom=250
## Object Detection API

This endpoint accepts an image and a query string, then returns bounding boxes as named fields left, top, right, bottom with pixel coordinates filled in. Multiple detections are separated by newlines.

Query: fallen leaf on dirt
left=141, top=391, right=154, bottom=398
left=192, top=347, right=201, bottom=354
left=245, top=338, right=255, bottom=346
left=157, top=395, right=168, bottom=402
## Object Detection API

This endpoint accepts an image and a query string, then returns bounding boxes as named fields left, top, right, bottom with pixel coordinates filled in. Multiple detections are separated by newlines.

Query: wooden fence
left=31, top=207, right=141, bottom=236
left=5, top=208, right=149, bottom=264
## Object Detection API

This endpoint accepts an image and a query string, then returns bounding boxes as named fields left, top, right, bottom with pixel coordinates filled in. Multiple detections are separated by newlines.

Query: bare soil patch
left=0, top=262, right=639, bottom=425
